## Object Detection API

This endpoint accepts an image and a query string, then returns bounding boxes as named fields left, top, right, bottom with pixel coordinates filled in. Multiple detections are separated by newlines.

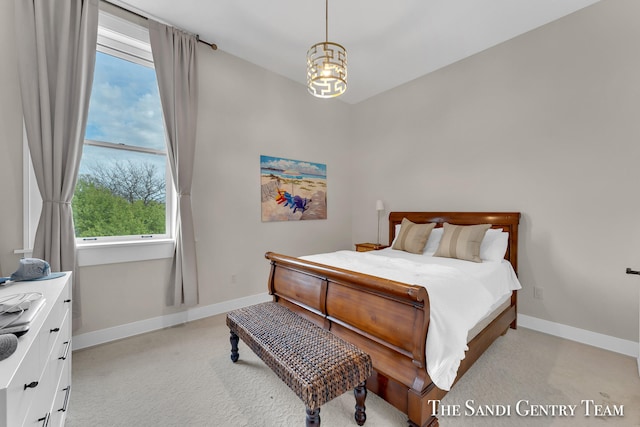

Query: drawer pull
left=58, top=386, right=71, bottom=412
left=24, top=381, right=39, bottom=390
left=64, top=299, right=71, bottom=303
left=50, top=327, right=60, bottom=333
left=38, top=412, right=50, bottom=427
left=59, top=341, right=71, bottom=360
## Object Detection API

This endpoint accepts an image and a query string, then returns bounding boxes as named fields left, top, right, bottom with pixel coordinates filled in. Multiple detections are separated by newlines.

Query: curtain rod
left=104, top=0, right=218, bottom=50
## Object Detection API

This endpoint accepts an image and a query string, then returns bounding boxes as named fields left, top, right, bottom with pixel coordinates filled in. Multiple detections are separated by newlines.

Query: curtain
left=15, top=0, right=99, bottom=329
left=148, top=20, right=199, bottom=306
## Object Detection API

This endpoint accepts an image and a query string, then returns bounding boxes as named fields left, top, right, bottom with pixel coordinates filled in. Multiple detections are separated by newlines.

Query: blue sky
left=81, top=51, right=166, bottom=175
left=260, top=155, right=327, bottom=178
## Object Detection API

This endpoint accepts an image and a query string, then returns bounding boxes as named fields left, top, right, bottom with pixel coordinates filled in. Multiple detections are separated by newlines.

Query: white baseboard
left=72, top=292, right=272, bottom=351
left=518, top=314, right=639, bottom=359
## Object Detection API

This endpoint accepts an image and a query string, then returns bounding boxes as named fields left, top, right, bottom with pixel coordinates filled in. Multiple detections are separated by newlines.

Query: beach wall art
left=260, top=155, right=327, bottom=222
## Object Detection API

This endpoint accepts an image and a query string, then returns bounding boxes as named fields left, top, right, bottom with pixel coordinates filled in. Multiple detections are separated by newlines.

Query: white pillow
left=391, top=224, right=402, bottom=246
left=480, top=229, right=509, bottom=261
left=423, top=228, right=443, bottom=256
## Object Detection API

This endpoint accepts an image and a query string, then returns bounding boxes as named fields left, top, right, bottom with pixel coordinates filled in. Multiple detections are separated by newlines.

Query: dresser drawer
left=4, top=340, right=40, bottom=427
left=39, top=288, right=70, bottom=364
left=24, top=308, right=71, bottom=427
left=26, top=340, right=71, bottom=427
left=24, top=381, right=52, bottom=427
left=44, top=310, right=70, bottom=392
left=47, top=358, right=71, bottom=427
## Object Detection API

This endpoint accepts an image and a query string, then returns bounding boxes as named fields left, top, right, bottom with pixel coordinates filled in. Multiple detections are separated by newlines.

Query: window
left=23, top=10, right=175, bottom=266
left=75, top=50, right=170, bottom=241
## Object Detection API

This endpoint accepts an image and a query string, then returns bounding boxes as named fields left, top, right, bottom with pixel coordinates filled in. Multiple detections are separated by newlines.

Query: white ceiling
left=116, top=0, right=600, bottom=104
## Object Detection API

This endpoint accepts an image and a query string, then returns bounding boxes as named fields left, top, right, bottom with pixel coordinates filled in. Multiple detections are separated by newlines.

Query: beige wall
left=352, top=0, right=640, bottom=342
left=1, top=0, right=638, bottom=343
left=192, top=49, right=354, bottom=306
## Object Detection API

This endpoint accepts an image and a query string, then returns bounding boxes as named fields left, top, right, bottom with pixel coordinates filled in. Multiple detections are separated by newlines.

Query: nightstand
left=355, top=243, right=389, bottom=252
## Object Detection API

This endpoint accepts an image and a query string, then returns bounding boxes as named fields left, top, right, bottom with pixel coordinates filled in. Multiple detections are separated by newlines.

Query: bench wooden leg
left=306, top=407, right=320, bottom=426
left=354, top=381, right=367, bottom=425
left=229, top=330, right=239, bottom=362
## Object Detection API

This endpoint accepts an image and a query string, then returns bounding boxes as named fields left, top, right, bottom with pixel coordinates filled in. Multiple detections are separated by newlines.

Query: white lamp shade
left=376, top=200, right=384, bottom=211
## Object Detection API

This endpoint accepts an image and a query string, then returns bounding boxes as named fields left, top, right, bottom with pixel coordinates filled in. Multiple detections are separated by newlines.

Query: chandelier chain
left=325, top=0, right=328, bottom=42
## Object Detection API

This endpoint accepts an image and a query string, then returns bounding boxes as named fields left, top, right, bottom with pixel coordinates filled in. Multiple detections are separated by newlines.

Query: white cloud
left=85, top=52, right=166, bottom=151
left=261, top=156, right=326, bottom=177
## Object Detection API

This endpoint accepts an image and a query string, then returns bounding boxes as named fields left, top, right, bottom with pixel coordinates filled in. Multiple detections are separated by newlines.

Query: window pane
left=74, top=145, right=166, bottom=238
left=74, top=51, right=168, bottom=239
left=85, top=51, right=166, bottom=151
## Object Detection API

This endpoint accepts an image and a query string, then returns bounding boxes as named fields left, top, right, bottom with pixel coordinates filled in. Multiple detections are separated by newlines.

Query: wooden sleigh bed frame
left=265, top=212, right=520, bottom=427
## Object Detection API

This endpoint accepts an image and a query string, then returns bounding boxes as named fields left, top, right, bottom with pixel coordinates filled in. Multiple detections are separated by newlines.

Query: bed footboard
left=265, top=251, right=438, bottom=425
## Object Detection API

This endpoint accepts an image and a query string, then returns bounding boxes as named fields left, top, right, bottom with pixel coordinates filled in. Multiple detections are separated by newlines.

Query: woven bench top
left=227, top=302, right=373, bottom=410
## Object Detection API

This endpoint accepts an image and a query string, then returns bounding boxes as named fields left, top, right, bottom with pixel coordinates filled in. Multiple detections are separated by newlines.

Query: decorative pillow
left=423, top=227, right=444, bottom=256
left=480, top=229, right=509, bottom=262
left=392, top=218, right=436, bottom=254
left=434, top=223, right=492, bottom=262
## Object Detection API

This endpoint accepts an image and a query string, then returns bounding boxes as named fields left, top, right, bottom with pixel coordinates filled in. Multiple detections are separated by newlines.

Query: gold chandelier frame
left=306, top=0, right=347, bottom=98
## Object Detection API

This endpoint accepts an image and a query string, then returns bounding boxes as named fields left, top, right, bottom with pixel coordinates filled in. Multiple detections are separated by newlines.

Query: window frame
left=22, top=10, right=176, bottom=266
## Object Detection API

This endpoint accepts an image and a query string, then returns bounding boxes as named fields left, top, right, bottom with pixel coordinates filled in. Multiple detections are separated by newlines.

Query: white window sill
left=77, top=238, right=175, bottom=266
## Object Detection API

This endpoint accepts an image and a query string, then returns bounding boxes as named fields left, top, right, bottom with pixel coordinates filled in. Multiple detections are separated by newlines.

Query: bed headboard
left=388, top=212, right=521, bottom=273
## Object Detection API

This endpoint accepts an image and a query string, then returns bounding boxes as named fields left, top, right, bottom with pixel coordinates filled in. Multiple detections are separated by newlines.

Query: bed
left=264, top=211, right=521, bottom=427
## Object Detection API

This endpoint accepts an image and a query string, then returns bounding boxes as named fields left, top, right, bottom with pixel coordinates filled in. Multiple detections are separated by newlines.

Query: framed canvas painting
left=260, top=155, right=327, bottom=221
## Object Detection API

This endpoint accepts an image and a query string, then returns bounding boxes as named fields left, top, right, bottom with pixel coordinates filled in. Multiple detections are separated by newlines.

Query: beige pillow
left=392, top=218, right=436, bottom=254
left=434, top=223, right=492, bottom=262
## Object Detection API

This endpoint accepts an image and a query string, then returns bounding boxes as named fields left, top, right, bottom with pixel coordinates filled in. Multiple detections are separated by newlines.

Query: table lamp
left=376, top=200, right=385, bottom=246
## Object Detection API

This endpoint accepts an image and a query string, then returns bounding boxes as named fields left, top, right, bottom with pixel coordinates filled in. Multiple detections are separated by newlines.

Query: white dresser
left=0, top=273, right=72, bottom=427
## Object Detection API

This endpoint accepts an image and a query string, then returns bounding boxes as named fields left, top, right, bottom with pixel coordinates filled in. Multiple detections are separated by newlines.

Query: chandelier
left=306, top=0, right=347, bottom=98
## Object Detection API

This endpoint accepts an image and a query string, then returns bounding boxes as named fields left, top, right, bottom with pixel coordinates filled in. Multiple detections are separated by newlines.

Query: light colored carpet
left=67, top=314, right=640, bottom=427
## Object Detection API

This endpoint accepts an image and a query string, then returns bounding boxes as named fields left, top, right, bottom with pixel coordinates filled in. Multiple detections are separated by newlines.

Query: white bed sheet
left=300, top=248, right=521, bottom=391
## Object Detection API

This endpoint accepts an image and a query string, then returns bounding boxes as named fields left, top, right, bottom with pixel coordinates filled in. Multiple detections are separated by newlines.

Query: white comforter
left=300, top=248, right=521, bottom=391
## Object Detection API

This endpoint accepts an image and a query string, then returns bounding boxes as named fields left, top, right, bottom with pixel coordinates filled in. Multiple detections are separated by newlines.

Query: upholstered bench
left=226, top=302, right=373, bottom=426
